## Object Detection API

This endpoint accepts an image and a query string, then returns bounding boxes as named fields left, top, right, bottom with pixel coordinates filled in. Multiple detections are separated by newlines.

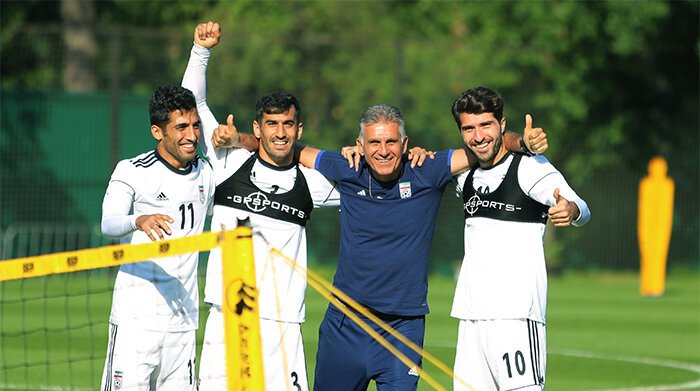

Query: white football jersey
left=101, top=151, right=215, bottom=331
left=451, top=153, right=589, bottom=323
left=182, top=44, right=340, bottom=323
left=205, top=149, right=339, bottom=322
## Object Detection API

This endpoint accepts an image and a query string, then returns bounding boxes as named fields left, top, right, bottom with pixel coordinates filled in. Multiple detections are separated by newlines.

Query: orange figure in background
left=638, top=156, right=674, bottom=297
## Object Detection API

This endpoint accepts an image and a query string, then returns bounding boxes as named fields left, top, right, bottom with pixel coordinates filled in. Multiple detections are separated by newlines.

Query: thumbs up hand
left=212, top=114, right=240, bottom=148
left=523, top=114, right=548, bottom=155
left=548, top=188, right=580, bottom=227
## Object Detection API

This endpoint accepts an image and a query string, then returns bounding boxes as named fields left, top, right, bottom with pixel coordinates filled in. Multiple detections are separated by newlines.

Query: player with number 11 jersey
left=100, top=85, right=215, bottom=391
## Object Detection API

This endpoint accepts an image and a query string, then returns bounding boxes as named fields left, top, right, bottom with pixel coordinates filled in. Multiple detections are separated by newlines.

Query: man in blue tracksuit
left=297, top=104, right=545, bottom=390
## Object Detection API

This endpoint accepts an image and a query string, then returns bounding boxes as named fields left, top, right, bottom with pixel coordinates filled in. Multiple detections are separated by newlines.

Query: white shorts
left=100, top=323, right=197, bottom=391
left=198, top=305, right=308, bottom=391
left=454, top=319, right=546, bottom=391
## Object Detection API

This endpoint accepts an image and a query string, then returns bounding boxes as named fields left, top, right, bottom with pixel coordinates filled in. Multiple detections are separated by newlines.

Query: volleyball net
left=0, top=224, right=470, bottom=390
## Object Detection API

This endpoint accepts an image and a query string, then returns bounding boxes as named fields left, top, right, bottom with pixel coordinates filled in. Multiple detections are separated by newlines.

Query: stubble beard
left=475, top=136, right=503, bottom=166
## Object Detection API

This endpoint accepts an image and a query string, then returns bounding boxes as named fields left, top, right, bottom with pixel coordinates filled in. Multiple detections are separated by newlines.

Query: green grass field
left=1, top=266, right=699, bottom=390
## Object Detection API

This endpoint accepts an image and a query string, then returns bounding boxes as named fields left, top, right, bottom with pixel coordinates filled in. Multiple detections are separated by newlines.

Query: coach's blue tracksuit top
left=315, top=149, right=454, bottom=316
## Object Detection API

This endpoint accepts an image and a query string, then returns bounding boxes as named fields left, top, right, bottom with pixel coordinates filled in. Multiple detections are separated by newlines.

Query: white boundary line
left=550, top=348, right=700, bottom=391
left=422, top=339, right=700, bottom=390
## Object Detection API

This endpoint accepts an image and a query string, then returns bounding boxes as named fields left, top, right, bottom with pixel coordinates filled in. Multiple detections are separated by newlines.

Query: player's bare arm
left=295, top=143, right=320, bottom=169
left=135, top=214, right=174, bottom=241
left=332, top=127, right=540, bottom=175
left=548, top=188, right=581, bottom=227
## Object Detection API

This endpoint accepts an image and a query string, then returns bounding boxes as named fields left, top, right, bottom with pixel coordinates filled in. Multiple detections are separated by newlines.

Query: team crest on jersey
left=113, top=370, right=123, bottom=389
left=399, top=182, right=412, bottom=199
left=199, top=185, right=205, bottom=204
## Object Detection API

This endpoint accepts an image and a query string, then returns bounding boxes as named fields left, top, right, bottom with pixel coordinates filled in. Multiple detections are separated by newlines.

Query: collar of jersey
left=154, top=149, right=194, bottom=175
left=478, top=151, right=513, bottom=171
left=362, top=154, right=408, bottom=186
left=255, top=153, right=296, bottom=171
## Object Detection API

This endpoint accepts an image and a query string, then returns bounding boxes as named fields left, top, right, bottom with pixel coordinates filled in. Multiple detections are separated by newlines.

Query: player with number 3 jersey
left=182, top=21, right=340, bottom=391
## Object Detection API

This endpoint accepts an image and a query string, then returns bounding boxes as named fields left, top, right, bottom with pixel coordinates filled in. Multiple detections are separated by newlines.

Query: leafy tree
left=1, top=0, right=696, bottom=267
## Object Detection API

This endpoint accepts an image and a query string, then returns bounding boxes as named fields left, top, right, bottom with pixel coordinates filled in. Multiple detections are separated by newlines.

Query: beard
left=261, top=138, right=293, bottom=165
left=473, top=135, right=503, bottom=165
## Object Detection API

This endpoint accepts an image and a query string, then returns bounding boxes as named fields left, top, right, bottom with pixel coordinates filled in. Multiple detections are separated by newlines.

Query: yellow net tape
left=0, top=228, right=267, bottom=391
left=265, top=245, right=474, bottom=390
left=0, top=227, right=472, bottom=390
left=0, top=231, right=221, bottom=281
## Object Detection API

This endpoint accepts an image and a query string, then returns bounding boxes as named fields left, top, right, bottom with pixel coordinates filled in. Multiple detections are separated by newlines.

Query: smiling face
left=458, top=112, right=507, bottom=168
left=253, top=106, right=302, bottom=167
left=357, top=120, right=408, bottom=182
left=151, top=108, right=201, bottom=169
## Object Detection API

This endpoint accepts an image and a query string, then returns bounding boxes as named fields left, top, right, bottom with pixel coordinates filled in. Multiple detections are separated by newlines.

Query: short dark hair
left=254, top=91, right=301, bottom=123
left=149, top=85, right=197, bottom=128
left=451, top=87, right=504, bottom=128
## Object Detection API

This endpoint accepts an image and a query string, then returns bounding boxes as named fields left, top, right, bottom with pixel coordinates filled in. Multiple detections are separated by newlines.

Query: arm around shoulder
left=450, top=148, right=478, bottom=175
left=296, top=143, right=322, bottom=169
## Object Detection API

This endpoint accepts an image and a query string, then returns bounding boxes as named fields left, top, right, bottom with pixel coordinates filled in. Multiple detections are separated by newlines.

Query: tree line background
left=1, top=0, right=697, bottom=271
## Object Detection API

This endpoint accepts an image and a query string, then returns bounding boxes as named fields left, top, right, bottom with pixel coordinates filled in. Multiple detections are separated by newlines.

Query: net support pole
left=220, top=222, right=265, bottom=391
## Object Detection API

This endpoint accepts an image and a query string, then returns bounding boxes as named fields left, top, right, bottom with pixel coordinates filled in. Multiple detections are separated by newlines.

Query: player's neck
left=155, top=146, right=190, bottom=170
left=479, top=147, right=508, bottom=169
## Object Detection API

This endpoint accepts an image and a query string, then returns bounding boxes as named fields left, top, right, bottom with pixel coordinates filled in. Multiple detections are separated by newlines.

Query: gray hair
left=358, top=104, right=406, bottom=143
